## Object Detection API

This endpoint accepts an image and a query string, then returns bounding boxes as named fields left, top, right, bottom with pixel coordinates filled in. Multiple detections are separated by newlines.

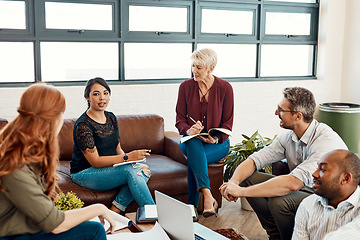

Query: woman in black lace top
left=71, top=77, right=155, bottom=213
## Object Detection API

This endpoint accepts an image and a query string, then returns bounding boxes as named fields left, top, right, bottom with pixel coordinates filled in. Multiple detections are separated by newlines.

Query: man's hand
left=219, top=181, right=244, bottom=202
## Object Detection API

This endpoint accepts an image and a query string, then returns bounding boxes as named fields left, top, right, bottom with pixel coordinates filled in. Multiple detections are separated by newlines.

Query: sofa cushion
left=146, top=155, right=188, bottom=195
left=118, top=114, right=164, bottom=154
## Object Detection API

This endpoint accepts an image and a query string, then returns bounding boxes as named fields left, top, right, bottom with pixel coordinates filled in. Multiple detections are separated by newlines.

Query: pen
left=188, top=116, right=197, bottom=124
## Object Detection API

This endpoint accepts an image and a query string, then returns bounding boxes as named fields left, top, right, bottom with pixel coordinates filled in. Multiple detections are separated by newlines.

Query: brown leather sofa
left=56, top=114, right=224, bottom=212
left=0, top=115, right=224, bottom=212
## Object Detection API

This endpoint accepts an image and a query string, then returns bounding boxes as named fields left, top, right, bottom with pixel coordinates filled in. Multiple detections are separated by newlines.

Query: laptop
left=155, top=190, right=229, bottom=240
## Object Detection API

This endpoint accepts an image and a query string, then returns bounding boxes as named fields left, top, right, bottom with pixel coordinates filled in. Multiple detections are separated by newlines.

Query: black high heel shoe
left=202, top=199, right=218, bottom=218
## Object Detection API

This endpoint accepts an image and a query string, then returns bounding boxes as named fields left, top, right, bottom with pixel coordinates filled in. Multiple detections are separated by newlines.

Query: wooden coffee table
left=125, top=212, right=154, bottom=232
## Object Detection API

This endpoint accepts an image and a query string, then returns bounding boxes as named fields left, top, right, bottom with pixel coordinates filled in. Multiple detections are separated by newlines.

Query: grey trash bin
left=318, top=103, right=360, bottom=153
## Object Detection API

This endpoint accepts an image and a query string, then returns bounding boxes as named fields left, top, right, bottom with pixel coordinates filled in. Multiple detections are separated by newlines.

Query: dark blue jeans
left=180, top=138, right=230, bottom=207
left=0, top=221, right=106, bottom=240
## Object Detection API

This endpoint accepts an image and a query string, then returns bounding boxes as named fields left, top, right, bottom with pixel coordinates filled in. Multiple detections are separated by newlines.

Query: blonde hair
left=191, top=48, right=217, bottom=68
left=0, top=83, right=65, bottom=200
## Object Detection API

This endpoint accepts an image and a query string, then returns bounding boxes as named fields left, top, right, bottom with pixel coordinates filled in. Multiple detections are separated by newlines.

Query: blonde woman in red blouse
left=175, top=48, right=234, bottom=217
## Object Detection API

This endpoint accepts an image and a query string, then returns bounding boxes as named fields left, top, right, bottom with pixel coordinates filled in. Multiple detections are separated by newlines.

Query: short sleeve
left=250, top=136, right=286, bottom=170
left=2, top=165, right=65, bottom=233
left=75, top=122, right=95, bottom=151
left=290, top=151, right=319, bottom=187
left=108, top=112, right=120, bottom=142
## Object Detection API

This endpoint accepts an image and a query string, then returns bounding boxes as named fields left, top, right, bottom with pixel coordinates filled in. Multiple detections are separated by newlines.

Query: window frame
left=197, top=2, right=259, bottom=42
left=0, top=0, right=320, bottom=87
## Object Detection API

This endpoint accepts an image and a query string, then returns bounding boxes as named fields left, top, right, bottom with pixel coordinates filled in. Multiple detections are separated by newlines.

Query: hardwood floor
left=198, top=198, right=268, bottom=240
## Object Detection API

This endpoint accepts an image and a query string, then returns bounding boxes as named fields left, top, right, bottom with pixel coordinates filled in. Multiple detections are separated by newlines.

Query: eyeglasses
left=277, top=106, right=299, bottom=114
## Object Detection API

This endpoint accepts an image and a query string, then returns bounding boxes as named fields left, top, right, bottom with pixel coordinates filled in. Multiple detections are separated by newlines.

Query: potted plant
left=55, top=191, right=84, bottom=211
left=223, top=131, right=276, bottom=210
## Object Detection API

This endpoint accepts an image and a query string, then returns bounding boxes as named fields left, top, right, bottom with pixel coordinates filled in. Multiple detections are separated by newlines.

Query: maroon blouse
left=175, top=76, right=234, bottom=143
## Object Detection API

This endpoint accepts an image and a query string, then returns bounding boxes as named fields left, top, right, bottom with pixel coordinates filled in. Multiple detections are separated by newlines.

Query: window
left=201, top=9, right=253, bottom=35
left=124, top=43, right=191, bottom=80
left=265, top=12, right=311, bottom=35
left=41, top=42, right=118, bottom=82
left=45, top=2, right=113, bottom=31
left=0, top=1, right=26, bottom=29
left=0, top=0, right=319, bottom=85
left=261, top=45, right=313, bottom=77
left=0, top=42, right=34, bottom=82
left=129, top=6, right=187, bottom=32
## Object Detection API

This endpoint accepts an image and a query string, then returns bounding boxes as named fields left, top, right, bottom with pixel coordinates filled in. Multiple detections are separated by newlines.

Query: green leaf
left=242, top=134, right=250, bottom=140
left=223, top=130, right=277, bottom=181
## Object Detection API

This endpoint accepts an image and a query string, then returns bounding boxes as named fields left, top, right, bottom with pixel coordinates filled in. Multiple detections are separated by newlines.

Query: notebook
left=155, top=190, right=229, bottom=240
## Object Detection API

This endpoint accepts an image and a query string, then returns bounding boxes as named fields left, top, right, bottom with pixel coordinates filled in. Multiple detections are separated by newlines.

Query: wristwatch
left=123, top=153, right=128, bottom=162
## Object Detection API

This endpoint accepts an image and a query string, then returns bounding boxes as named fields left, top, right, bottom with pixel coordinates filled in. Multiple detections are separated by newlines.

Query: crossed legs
left=180, top=138, right=230, bottom=210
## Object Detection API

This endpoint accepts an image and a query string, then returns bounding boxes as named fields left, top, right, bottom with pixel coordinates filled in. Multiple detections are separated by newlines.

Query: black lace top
left=71, top=111, right=120, bottom=174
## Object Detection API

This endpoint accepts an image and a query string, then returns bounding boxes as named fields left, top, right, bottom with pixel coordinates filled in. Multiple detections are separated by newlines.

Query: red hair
left=0, top=83, right=65, bottom=200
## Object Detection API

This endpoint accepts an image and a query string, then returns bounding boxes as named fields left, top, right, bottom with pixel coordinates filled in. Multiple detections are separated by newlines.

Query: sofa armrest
left=164, top=131, right=187, bottom=165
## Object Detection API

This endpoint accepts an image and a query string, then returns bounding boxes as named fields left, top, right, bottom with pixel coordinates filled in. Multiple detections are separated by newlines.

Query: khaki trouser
left=240, top=171, right=311, bottom=240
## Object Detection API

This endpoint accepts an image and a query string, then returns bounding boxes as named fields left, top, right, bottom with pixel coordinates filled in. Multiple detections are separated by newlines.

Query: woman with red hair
left=0, top=83, right=114, bottom=240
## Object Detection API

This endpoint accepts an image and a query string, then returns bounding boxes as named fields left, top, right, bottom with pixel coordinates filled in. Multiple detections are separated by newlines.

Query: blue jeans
left=0, top=221, right=106, bottom=240
left=71, top=163, right=155, bottom=211
left=180, top=138, right=230, bottom=208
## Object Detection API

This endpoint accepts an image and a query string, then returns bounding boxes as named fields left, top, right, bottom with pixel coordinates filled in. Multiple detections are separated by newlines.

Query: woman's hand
left=127, top=149, right=151, bottom=161
left=186, top=121, right=204, bottom=136
left=98, top=208, right=116, bottom=234
left=52, top=204, right=115, bottom=234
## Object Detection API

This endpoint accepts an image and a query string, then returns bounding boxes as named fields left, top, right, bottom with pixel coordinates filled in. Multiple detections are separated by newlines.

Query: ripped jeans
left=71, top=163, right=155, bottom=211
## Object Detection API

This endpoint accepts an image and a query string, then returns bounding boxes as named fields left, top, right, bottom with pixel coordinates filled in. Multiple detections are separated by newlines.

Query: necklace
left=199, top=87, right=211, bottom=102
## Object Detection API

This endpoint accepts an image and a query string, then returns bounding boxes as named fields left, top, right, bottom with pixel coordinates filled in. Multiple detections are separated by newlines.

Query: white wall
left=0, top=0, right=354, bottom=145
left=341, top=0, right=360, bottom=103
